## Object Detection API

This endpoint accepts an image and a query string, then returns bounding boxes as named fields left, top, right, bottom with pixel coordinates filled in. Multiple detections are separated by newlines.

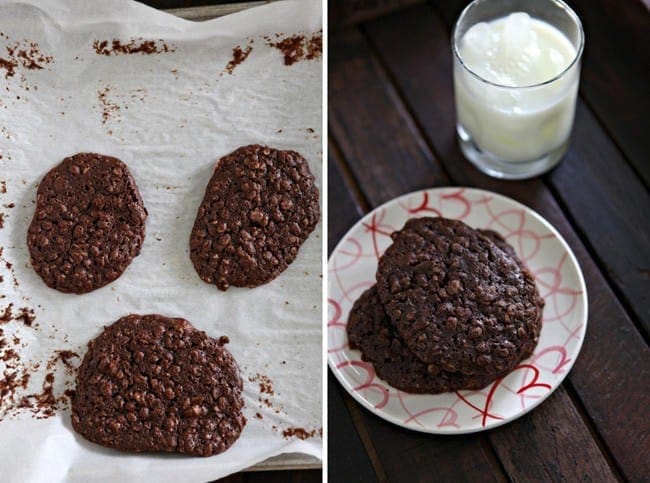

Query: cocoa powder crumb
left=1, top=343, right=78, bottom=421
left=14, top=307, right=35, bottom=327
left=249, top=373, right=274, bottom=395
left=97, top=85, right=119, bottom=125
left=48, top=350, right=79, bottom=370
left=225, top=43, right=253, bottom=75
left=268, top=30, right=322, bottom=66
left=0, top=58, right=16, bottom=78
left=0, top=40, right=52, bottom=78
left=93, top=38, right=175, bottom=56
left=0, top=304, right=13, bottom=323
left=282, top=427, right=318, bottom=440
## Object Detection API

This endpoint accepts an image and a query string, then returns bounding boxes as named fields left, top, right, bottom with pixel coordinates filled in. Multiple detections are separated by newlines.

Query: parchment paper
left=0, top=1, right=322, bottom=481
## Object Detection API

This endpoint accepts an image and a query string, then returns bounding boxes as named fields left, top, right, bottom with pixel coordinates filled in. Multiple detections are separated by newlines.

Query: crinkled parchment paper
left=0, top=0, right=322, bottom=481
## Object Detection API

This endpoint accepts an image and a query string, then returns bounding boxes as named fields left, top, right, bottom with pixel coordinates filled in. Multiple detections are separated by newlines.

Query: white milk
left=454, top=12, right=580, bottom=162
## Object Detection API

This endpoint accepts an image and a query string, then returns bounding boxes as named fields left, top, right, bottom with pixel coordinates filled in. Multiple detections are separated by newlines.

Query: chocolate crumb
left=268, top=30, right=322, bottom=66
left=49, top=350, right=79, bottom=370
left=1, top=321, right=76, bottom=421
left=0, top=304, right=13, bottom=323
left=225, top=44, right=252, bottom=75
left=0, top=40, right=52, bottom=79
left=255, top=412, right=263, bottom=420
left=0, top=58, right=16, bottom=78
left=14, top=307, right=35, bottom=327
left=249, top=373, right=274, bottom=396
left=97, top=85, right=119, bottom=125
left=93, top=38, right=175, bottom=56
left=282, top=427, right=318, bottom=440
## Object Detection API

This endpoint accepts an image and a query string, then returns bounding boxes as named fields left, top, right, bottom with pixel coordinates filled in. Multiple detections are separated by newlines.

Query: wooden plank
left=328, top=142, right=367, bottom=254
left=431, top=0, right=650, bottom=186
left=328, top=373, right=379, bottom=482
left=548, top=101, right=650, bottom=335
left=330, top=26, right=537, bottom=483
left=215, top=474, right=246, bottom=483
left=429, top=0, right=465, bottom=26
left=362, top=5, right=650, bottom=480
left=360, top=409, right=507, bottom=483
left=490, top=387, right=617, bottom=482
left=567, top=0, right=650, bottom=186
left=330, top=0, right=423, bottom=28
left=327, top=145, right=388, bottom=482
left=329, top=28, right=448, bottom=205
left=245, top=469, right=322, bottom=483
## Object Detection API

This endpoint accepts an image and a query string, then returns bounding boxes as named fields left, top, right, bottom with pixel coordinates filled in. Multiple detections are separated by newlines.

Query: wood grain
left=547, top=101, right=650, bottom=336
left=330, top=0, right=424, bottom=28
left=489, top=387, right=618, bottom=482
left=245, top=470, right=322, bottom=482
left=329, top=28, right=448, bottom=206
left=328, top=141, right=367, bottom=254
left=216, top=473, right=245, bottom=483
left=567, top=0, right=650, bottom=186
left=361, top=5, right=650, bottom=479
left=328, top=374, right=378, bottom=482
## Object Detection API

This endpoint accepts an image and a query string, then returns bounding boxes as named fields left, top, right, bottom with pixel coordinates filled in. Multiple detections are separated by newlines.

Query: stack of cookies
left=347, top=217, right=544, bottom=394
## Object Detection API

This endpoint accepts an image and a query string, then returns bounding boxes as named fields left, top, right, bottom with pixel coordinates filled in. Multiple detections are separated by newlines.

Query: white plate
left=328, top=187, right=588, bottom=434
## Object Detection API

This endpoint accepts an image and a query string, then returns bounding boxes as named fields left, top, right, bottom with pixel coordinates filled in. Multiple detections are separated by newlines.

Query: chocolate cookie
left=347, top=286, right=508, bottom=394
left=27, top=153, right=147, bottom=294
left=376, top=217, right=543, bottom=376
left=71, top=314, right=246, bottom=457
left=190, top=145, right=320, bottom=290
left=479, top=229, right=518, bottom=261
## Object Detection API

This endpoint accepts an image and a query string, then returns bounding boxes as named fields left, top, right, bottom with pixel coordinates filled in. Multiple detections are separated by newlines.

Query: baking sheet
left=0, top=0, right=323, bottom=481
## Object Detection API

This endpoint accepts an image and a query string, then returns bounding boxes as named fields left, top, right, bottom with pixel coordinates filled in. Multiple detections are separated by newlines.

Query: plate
left=328, top=187, right=588, bottom=433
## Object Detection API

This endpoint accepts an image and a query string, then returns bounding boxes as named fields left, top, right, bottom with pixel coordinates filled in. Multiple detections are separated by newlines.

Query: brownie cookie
left=479, top=229, right=518, bottom=261
left=27, top=153, right=147, bottom=294
left=347, top=286, right=508, bottom=394
left=72, top=314, right=246, bottom=457
left=376, top=217, right=543, bottom=376
left=190, top=145, right=320, bottom=290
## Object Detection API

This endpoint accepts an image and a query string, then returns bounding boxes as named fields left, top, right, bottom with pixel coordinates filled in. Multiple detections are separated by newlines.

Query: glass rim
left=452, top=0, right=585, bottom=89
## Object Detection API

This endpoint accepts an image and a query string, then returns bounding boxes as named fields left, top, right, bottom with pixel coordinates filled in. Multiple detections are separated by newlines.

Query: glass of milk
left=452, top=0, right=584, bottom=179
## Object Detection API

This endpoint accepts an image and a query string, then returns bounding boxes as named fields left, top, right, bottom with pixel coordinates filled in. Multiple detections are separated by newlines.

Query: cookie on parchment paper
left=71, top=314, right=246, bottom=457
left=27, top=153, right=147, bottom=294
left=190, top=145, right=320, bottom=290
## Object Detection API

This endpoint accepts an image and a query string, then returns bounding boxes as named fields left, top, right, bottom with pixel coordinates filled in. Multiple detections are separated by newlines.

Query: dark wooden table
left=328, top=0, right=649, bottom=481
